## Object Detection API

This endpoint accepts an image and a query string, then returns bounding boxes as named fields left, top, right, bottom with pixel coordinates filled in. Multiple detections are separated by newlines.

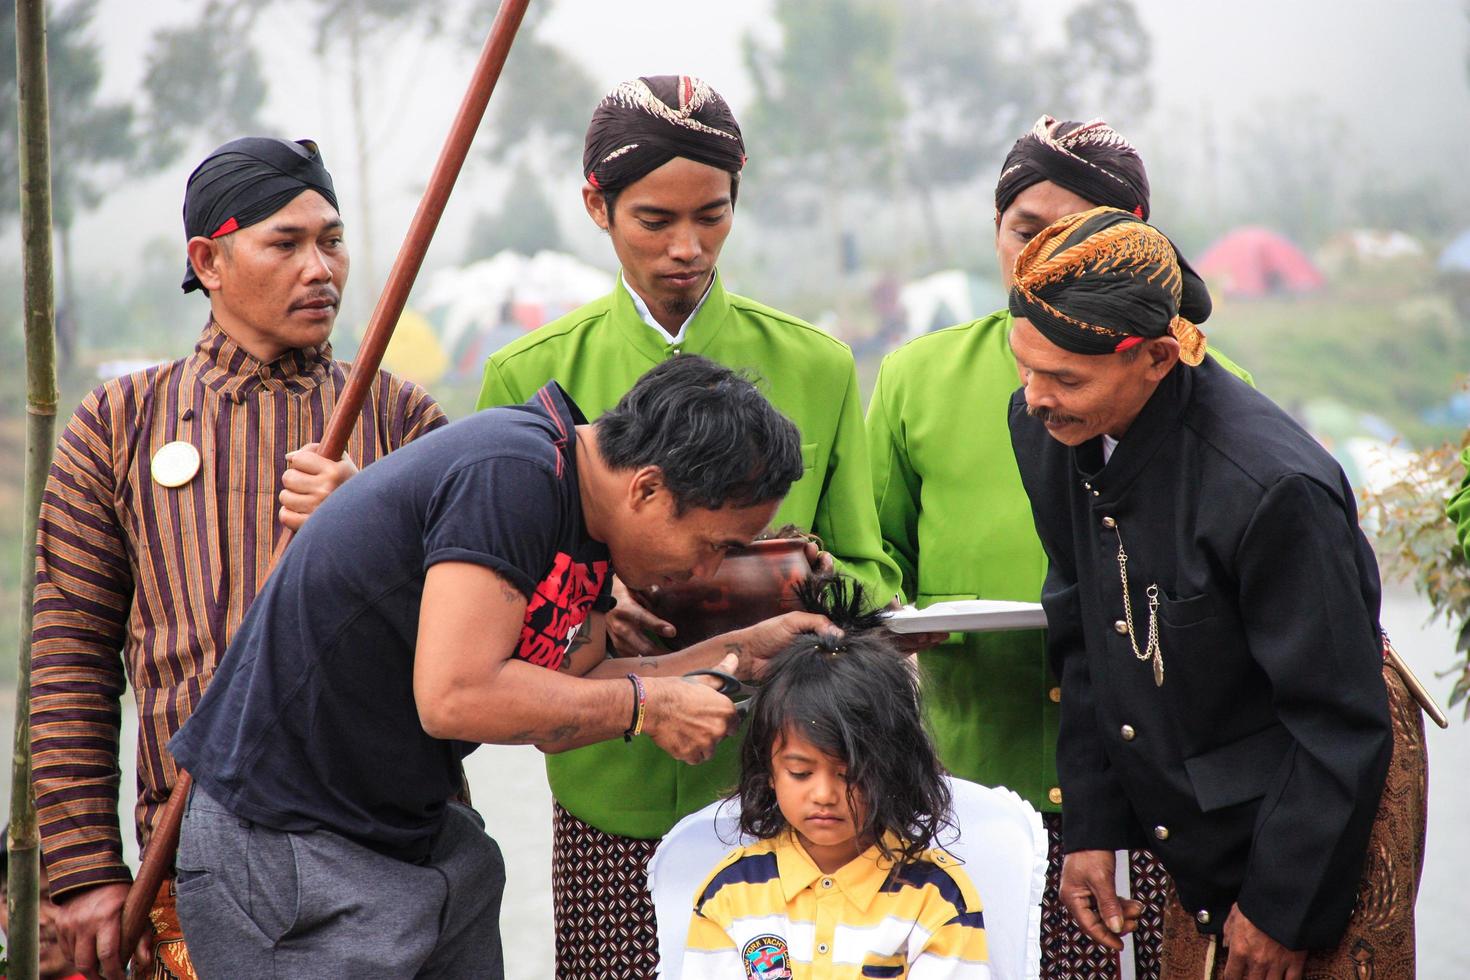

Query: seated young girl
left=683, top=579, right=990, bottom=979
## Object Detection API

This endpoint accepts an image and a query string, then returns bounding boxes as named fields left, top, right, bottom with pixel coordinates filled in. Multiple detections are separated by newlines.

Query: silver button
left=818, top=943, right=829, bottom=954
left=1196, top=909, right=1211, bottom=925
left=1101, top=516, right=1117, bottom=529
left=821, top=877, right=833, bottom=889
left=1120, top=724, right=1136, bottom=741
left=1113, top=619, right=1128, bottom=635
left=1092, top=490, right=1100, bottom=497
left=1154, top=825, right=1170, bottom=841
left=1083, top=481, right=1093, bottom=490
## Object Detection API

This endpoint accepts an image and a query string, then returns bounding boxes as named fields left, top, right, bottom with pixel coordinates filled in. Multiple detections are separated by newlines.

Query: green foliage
left=743, top=0, right=906, bottom=193
left=895, top=0, right=1038, bottom=187
left=1048, top=0, right=1152, bottom=124
left=137, top=1, right=270, bottom=168
left=1206, top=281, right=1470, bottom=447
left=1361, top=436, right=1470, bottom=719
left=0, top=0, right=137, bottom=229
left=463, top=165, right=563, bottom=260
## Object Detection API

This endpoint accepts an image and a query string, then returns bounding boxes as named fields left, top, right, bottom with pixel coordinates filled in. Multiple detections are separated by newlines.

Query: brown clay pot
left=637, top=538, right=812, bottom=649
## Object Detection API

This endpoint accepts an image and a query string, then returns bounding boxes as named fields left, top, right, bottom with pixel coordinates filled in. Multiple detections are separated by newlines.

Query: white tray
left=884, top=599, right=1048, bottom=634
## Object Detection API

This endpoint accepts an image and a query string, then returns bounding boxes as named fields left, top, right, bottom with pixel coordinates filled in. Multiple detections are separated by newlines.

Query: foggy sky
left=66, top=0, right=1470, bottom=290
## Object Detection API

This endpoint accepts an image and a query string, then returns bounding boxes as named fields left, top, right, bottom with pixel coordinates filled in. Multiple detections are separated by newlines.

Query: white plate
left=884, top=599, right=1048, bottom=634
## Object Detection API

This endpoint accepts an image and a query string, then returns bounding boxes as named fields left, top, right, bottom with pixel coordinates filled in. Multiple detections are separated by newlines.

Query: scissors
left=683, top=668, right=759, bottom=716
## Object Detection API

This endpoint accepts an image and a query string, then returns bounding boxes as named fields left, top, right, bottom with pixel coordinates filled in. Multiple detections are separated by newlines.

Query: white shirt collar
left=1102, top=434, right=1119, bottom=463
left=625, top=273, right=716, bottom=346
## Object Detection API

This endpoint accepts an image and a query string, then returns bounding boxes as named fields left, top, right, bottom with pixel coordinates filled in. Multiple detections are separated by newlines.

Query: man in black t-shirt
left=169, top=356, right=830, bottom=978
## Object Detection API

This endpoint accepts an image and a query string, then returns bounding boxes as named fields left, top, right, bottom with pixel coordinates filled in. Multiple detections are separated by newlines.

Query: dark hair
left=596, top=354, right=803, bottom=513
left=603, top=169, right=742, bottom=225
left=736, top=578, right=953, bottom=865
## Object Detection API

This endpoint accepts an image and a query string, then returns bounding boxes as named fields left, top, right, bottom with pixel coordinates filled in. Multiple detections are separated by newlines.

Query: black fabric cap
left=1008, top=207, right=1211, bottom=364
left=583, top=75, right=744, bottom=193
left=995, top=115, right=1150, bottom=221
left=181, top=137, right=338, bottom=293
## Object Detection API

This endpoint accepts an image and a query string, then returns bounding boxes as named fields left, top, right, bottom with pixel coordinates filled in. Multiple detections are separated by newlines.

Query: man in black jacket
left=1005, top=207, right=1424, bottom=978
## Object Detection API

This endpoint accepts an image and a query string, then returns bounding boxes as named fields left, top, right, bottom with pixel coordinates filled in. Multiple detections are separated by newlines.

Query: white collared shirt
left=1102, top=434, right=1119, bottom=463
left=625, top=273, right=716, bottom=346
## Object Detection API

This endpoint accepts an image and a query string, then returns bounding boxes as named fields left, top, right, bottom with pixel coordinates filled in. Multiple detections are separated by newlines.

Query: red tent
left=1194, top=227, right=1326, bottom=298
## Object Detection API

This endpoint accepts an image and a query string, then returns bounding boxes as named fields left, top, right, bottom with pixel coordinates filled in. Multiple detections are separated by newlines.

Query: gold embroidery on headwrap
left=1011, top=207, right=1209, bottom=361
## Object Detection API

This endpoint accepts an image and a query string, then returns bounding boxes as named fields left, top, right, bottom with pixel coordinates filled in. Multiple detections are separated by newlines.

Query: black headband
left=995, top=116, right=1149, bottom=221
left=182, top=137, right=338, bottom=293
left=583, top=75, right=745, bottom=193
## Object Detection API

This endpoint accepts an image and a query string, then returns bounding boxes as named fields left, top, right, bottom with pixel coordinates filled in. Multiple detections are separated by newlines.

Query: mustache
left=1027, top=405, right=1083, bottom=426
left=290, top=287, right=340, bottom=310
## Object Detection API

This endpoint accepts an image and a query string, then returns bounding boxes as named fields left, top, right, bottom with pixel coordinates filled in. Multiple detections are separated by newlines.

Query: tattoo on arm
left=500, top=581, right=524, bottom=605
left=559, top=630, right=593, bottom=672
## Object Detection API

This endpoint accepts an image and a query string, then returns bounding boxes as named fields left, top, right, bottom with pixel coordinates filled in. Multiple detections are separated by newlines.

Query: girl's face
left=770, top=726, right=870, bottom=874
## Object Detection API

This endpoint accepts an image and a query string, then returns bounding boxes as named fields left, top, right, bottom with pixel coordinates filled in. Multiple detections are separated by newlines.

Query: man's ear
left=186, top=236, right=227, bottom=293
left=626, top=465, right=665, bottom=513
left=583, top=184, right=610, bottom=232
left=1144, top=336, right=1182, bottom=380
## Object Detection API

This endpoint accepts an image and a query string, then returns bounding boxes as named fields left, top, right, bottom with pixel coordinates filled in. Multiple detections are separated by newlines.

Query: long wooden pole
left=10, top=2, right=58, bottom=979
left=119, top=0, right=534, bottom=961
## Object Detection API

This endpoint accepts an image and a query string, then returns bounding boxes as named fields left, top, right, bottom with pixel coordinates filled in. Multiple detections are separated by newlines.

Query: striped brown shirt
left=30, top=320, right=447, bottom=898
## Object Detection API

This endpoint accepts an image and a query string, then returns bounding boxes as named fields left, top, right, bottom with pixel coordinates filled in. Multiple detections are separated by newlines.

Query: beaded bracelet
left=623, top=673, right=647, bottom=743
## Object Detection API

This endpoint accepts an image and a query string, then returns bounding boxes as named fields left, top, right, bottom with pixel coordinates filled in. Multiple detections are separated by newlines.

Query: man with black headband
left=1007, top=208, right=1423, bottom=979
left=867, top=116, right=1255, bottom=979
left=476, top=74, right=902, bottom=977
left=30, top=136, right=445, bottom=979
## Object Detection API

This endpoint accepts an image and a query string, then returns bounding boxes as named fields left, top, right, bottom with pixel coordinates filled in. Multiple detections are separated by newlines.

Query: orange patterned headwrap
left=1008, top=207, right=1210, bottom=366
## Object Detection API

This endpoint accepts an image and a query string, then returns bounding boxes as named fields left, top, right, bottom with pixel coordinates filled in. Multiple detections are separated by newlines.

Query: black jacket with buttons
left=1008, top=356, right=1392, bottom=951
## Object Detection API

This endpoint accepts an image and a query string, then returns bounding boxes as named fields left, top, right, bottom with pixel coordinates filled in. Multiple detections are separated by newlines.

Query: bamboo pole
left=119, top=0, right=534, bottom=962
left=9, top=2, right=58, bottom=979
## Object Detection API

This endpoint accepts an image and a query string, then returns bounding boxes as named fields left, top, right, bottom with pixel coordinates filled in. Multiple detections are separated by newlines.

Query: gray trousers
left=176, top=786, right=505, bottom=978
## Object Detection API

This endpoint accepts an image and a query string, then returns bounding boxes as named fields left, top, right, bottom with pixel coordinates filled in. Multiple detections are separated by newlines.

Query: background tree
left=1, top=0, right=137, bottom=374
left=468, top=0, right=598, bottom=172
left=136, top=0, right=270, bottom=169
left=1044, top=0, right=1153, bottom=127
left=742, top=0, right=906, bottom=285
left=894, top=0, right=1040, bottom=266
left=463, top=164, right=563, bottom=261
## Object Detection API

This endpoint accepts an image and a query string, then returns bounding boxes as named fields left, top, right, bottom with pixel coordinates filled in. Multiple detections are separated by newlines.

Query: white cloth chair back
left=647, top=776, right=1046, bottom=980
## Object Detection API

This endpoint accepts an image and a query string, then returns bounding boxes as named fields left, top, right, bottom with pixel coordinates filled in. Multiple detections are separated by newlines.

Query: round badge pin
left=151, top=441, right=201, bottom=488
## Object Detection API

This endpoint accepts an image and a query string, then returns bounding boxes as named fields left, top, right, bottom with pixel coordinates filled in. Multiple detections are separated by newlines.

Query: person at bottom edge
left=685, top=578, right=989, bottom=979
left=168, top=355, right=842, bottom=978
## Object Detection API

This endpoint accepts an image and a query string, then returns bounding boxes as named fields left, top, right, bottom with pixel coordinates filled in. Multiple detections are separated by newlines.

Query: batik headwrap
left=181, top=136, right=338, bottom=293
left=1008, top=207, right=1210, bottom=366
left=582, top=75, right=745, bottom=192
left=995, top=115, right=1150, bottom=221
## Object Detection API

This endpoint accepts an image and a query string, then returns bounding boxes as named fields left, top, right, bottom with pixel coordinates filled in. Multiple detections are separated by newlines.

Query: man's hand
left=53, top=881, right=152, bottom=980
left=720, top=611, right=838, bottom=679
left=1221, top=904, right=1306, bottom=980
left=278, top=441, right=358, bottom=532
left=1059, top=850, right=1143, bottom=952
left=882, top=594, right=950, bottom=654
left=606, top=576, right=676, bottom=658
left=802, top=540, right=835, bottom=576
left=642, top=653, right=742, bottom=764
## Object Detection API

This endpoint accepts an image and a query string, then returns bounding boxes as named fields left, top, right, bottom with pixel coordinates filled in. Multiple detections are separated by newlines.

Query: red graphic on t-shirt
left=516, top=551, right=610, bottom=671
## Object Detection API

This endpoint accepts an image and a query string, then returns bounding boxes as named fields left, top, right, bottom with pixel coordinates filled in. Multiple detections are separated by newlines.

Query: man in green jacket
left=867, top=116, right=1253, bottom=979
left=477, top=74, right=902, bottom=978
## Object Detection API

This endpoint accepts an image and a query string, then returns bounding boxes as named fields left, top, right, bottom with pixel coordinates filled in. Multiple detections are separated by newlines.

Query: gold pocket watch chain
left=1114, top=526, right=1164, bottom=686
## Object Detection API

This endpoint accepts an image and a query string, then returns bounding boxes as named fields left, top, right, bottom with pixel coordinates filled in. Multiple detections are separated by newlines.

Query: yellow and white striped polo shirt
left=683, top=830, right=990, bottom=979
